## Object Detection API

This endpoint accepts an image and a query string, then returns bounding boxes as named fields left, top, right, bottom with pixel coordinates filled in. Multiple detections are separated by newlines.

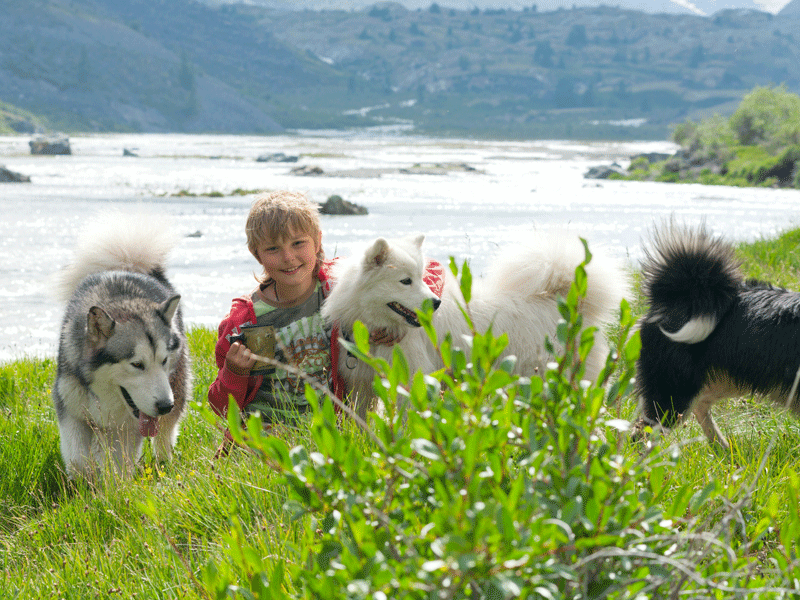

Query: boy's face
left=255, top=228, right=321, bottom=295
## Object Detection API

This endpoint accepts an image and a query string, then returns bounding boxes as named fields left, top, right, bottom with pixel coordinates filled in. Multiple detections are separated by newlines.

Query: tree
left=554, top=77, right=578, bottom=107
left=566, top=24, right=587, bottom=48
left=688, top=43, right=705, bottom=68
left=533, top=41, right=554, bottom=67
left=730, top=85, right=800, bottom=146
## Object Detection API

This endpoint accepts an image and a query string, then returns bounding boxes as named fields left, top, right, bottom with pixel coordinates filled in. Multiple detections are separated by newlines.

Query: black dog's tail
left=640, top=222, right=741, bottom=344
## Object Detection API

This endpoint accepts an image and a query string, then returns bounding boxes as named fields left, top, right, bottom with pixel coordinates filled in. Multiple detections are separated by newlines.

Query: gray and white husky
left=53, top=212, right=191, bottom=478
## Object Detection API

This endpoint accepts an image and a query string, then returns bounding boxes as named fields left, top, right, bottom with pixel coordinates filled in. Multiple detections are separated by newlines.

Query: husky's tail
left=56, top=211, right=179, bottom=302
left=640, top=223, right=741, bottom=344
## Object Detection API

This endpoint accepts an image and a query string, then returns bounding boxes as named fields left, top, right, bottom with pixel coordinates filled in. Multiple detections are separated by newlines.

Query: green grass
left=2, top=231, right=800, bottom=596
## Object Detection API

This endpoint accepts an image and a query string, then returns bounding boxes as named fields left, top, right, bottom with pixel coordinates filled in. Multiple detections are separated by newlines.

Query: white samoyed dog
left=321, top=233, right=631, bottom=417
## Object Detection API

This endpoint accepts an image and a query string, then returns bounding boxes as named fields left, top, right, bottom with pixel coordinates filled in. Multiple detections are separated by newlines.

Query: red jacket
left=207, top=260, right=345, bottom=418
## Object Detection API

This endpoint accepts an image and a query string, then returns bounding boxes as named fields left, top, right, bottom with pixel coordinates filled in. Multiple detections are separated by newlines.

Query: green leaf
left=410, top=438, right=442, bottom=461
left=459, top=259, right=473, bottom=304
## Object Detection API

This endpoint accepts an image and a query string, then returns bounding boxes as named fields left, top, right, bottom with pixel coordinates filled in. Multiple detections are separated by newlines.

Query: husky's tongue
left=139, top=413, right=159, bottom=437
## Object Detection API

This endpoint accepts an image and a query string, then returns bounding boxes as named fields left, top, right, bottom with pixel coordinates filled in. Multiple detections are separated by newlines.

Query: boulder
left=256, top=152, right=299, bottom=163
left=291, top=165, right=324, bottom=176
left=399, top=162, right=477, bottom=174
left=318, top=195, right=368, bottom=215
left=583, top=163, right=627, bottom=179
left=29, top=135, right=71, bottom=155
left=0, top=165, right=31, bottom=183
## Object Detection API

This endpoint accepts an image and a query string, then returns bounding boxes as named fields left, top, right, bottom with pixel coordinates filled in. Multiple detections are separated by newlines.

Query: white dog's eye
left=400, top=278, right=413, bottom=285
left=131, top=361, right=145, bottom=370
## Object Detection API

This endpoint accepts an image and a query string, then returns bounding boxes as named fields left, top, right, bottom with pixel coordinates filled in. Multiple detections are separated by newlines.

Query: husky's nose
left=155, top=399, right=174, bottom=415
left=432, top=297, right=441, bottom=311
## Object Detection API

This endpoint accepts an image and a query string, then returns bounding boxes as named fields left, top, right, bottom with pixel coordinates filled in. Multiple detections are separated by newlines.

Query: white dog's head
left=323, top=235, right=441, bottom=334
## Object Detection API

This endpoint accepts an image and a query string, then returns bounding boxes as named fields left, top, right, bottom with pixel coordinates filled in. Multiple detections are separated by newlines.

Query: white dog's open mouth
left=120, top=386, right=159, bottom=438
left=387, top=301, right=421, bottom=327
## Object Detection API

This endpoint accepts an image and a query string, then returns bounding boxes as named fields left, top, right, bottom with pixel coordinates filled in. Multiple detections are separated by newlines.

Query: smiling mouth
left=120, top=386, right=160, bottom=438
left=387, top=302, right=421, bottom=327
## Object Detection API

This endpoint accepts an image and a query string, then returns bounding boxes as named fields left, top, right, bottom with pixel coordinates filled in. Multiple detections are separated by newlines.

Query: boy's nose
left=279, top=247, right=295, bottom=261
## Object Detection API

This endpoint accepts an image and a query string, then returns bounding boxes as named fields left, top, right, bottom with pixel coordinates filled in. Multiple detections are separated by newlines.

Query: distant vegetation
left=1, top=0, right=799, bottom=139
left=623, top=86, right=800, bottom=187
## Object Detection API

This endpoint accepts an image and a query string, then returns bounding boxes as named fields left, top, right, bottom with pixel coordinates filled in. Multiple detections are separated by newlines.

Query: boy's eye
left=400, top=278, right=412, bottom=285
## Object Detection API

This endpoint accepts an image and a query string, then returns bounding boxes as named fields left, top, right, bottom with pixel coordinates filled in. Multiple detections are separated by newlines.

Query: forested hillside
left=1, top=0, right=799, bottom=139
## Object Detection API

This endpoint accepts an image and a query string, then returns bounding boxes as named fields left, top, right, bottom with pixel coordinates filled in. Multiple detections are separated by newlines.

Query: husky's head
left=86, top=295, right=183, bottom=437
left=324, top=235, right=441, bottom=333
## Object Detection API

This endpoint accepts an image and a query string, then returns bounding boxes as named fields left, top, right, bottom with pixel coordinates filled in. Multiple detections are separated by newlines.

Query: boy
left=208, top=191, right=344, bottom=428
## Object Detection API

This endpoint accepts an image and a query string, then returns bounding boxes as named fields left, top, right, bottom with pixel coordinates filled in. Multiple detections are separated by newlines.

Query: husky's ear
left=411, top=234, right=425, bottom=249
left=87, top=306, right=115, bottom=346
left=159, top=295, right=181, bottom=323
left=364, top=238, right=391, bottom=269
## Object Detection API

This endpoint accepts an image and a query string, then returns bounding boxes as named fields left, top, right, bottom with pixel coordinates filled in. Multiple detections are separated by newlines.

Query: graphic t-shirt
left=246, top=282, right=331, bottom=424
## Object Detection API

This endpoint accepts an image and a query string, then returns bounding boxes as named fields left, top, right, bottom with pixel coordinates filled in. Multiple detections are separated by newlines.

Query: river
left=2, top=130, right=799, bottom=360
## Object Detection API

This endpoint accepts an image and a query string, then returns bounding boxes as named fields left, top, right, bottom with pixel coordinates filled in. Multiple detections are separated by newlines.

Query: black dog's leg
left=635, top=322, right=705, bottom=434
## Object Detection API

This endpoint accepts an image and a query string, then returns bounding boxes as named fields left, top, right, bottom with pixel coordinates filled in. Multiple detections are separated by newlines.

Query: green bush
left=730, top=85, right=800, bottom=148
left=663, top=87, right=800, bottom=188
left=199, top=247, right=800, bottom=598
left=723, top=145, right=800, bottom=187
left=671, top=113, right=735, bottom=155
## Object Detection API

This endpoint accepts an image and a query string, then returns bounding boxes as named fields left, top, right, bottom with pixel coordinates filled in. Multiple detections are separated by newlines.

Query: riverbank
left=586, top=86, right=800, bottom=190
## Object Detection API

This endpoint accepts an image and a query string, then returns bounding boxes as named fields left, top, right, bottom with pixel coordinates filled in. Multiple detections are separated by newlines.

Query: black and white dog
left=636, top=222, right=800, bottom=449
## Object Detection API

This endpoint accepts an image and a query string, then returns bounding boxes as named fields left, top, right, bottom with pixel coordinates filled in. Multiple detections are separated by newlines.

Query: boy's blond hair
left=246, top=191, right=324, bottom=283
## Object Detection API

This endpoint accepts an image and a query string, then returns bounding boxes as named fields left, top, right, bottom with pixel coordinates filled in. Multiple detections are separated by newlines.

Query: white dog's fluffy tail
left=485, top=231, right=630, bottom=327
left=56, top=210, right=179, bottom=302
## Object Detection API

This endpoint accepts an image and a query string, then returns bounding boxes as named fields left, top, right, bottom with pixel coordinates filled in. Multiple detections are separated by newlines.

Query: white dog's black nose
left=432, top=297, right=441, bottom=311
left=155, top=399, right=174, bottom=415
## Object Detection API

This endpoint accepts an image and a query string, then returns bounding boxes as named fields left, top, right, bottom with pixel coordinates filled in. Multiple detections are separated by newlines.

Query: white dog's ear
left=411, top=234, right=425, bottom=248
left=364, top=238, right=391, bottom=269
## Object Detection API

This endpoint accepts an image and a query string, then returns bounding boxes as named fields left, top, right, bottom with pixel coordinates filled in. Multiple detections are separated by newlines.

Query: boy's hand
left=225, top=341, right=257, bottom=376
left=369, top=328, right=405, bottom=346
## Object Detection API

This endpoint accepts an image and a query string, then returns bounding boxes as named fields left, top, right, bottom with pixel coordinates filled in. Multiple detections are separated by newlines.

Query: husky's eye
left=131, top=361, right=145, bottom=370
left=400, top=278, right=413, bottom=285
left=162, top=357, right=169, bottom=366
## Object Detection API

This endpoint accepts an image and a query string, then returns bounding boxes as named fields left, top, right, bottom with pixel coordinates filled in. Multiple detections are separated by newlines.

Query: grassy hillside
left=2, top=231, right=800, bottom=596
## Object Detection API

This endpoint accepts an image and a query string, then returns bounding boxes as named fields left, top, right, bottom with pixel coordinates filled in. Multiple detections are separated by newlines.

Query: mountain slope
left=0, top=0, right=352, bottom=133
left=207, top=0, right=794, bottom=16
left=258, top=4, right=800, bottom=137
left=1, top=0, right=799, bottom=138
left=780, top=0, right=800, bottom=13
